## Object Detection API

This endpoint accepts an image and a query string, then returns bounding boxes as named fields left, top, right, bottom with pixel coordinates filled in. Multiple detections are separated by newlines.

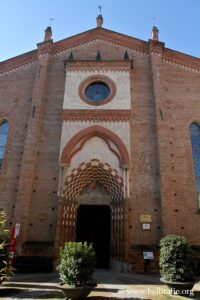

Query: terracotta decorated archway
left=55, top=159, right=125, bottom=261
left=60, top=125, right=130, bottom=166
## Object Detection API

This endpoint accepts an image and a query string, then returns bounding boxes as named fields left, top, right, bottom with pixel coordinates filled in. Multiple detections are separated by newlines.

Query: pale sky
left=0, top=0, right=199, bottom=61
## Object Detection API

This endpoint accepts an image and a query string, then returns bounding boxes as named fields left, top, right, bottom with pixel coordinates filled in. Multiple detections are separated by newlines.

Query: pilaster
left=148, top=39, right=166, bottom=236
left=13, top=40, right=53, bottom=253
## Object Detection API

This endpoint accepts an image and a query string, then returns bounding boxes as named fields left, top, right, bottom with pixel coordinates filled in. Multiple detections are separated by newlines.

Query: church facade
left=0, top=16, right=200, bottom=272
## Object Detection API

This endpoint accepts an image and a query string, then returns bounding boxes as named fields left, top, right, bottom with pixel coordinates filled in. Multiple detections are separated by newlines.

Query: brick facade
left=0, top=25, right=200, bottom=272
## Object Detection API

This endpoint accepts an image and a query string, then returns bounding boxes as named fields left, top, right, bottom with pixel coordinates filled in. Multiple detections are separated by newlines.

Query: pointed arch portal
left=55, top=160, right=125, bottom=267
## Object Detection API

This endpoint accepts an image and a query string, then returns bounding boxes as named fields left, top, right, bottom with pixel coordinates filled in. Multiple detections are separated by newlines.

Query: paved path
left=0, top=270, right=200, bottom=299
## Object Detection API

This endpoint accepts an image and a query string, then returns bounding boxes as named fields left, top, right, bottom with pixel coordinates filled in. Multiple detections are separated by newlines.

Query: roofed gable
left=1, top=26, right=200, bottom=75
left=52, top=27, right=149, bottom=56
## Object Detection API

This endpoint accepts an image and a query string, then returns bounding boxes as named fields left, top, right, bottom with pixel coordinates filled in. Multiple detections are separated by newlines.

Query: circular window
left=85, top=82, right=110, bottom=102
left=79, top=75, right=116, bottom=106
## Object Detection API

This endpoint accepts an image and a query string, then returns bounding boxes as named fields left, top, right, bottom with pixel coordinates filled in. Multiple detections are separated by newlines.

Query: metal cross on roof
left=152, top=17, right=156, bottom=26
left=98, top=5, right=102, bottom=14
left=49, top=18, right=55, bottom=26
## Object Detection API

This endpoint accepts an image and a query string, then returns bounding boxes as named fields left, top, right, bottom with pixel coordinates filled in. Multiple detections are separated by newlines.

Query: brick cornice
left=1, top=27, right=200, bottom=76
left=53, top=27, right=149, bottom=55
left=163, top=48, right=200, bottom=71
left=62, top=109, right=131, bottom=122
left=64, top=60, right=133, bottom=72
left=0, top=50, right=38, bottom=75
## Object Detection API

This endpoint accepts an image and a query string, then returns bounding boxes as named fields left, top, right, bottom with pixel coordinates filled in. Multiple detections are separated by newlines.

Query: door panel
left=76, top=205, right=111, bottom=268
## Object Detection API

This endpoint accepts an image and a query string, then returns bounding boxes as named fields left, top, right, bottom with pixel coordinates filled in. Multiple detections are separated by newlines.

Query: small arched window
left=190, top=122, right=200, bottom=208
left=0, top=121, right=9, bottom=168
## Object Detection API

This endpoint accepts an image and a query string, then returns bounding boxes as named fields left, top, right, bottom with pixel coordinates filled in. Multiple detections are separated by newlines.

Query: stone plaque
left=140, top=214, right=152, bottom=223
left=142, top=223, right=151, bottom=230
left=143, top=252, right=154, bottom=259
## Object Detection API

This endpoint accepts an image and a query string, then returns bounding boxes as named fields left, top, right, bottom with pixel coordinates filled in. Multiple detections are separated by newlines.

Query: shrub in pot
left=57, top=242, right=96, bottom=300
left=159, top=235, right=195, bottom=295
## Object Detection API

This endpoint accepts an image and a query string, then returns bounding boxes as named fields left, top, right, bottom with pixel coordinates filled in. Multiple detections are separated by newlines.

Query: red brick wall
left=128, top=249, right=159, bottom=274
left=151, top=55, right=200, bottom=244
left=0, top=64, right=37, bottom=225
left=0, top=31, right=199, bottom=268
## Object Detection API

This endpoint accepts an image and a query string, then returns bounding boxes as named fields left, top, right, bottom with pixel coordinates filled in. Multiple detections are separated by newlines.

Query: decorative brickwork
left=55, top=159, right=124, bottom=260
left=0, top=50, right=38, bottom=75
left=60, top=125, right=130, bottom=166
left=53, top=27, right=149, bottom=55
left=62, top=109, right=131, bottom=122
left=1, top=24, right=200, bottom=273
left=78, top=74, right=117, bottom=106
left=65, top=59, right=133, bottom=72
left=2, top=27, right=200, bottom=77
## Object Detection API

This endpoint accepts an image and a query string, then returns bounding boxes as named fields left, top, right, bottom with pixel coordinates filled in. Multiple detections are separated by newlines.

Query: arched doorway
left=55, top=160, right=124, bottom=266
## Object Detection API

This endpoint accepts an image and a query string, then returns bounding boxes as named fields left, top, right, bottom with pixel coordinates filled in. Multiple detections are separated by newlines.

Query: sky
left=0, top=0, right=200, bottom=61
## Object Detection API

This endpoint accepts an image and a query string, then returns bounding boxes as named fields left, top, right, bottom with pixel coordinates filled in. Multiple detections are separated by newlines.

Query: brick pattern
left=1, top=28, right=200, bottom=77
left=128, top=249, right=159, bottom=274
left=150, top=50, right=200, bottom=243
left=55, top=159, right=124, bottom=259
left=0, top=51, right=37, bottom=75
left=60, top=125, right=130, bottom=166
left=0, top=27, right=200, bottom=272
left=0, top=63, right=37, bottom=224
left=65, top=60, right=133, bottom=72
left=62, top=109, right=131, bottom=122
left=53, top=27, right=149, bottom=55
left=13, top=53, right=52, bottom=248
left=63, top=159, right=123, bottom=200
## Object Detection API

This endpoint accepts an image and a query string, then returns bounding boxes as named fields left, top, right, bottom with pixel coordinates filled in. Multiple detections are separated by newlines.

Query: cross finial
left=96, top=6, right=103, bottom=27
left=98, top=5, right=102, bottom=14
left=49, top=18, right=55, bottom=27
left=152, top=17, right=156, bottom=25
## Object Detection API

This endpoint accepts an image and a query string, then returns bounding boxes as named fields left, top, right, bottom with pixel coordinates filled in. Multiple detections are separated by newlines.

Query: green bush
left=0, top=211, right=14, bottom=282
left=0, top=231, right=9, bottom=255
left=57, top=242, right=95, bottom=287
left=159, top=235, right=195, bottom=282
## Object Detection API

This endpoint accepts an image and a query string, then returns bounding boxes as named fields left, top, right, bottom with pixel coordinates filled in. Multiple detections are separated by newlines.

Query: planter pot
left=160, top=277, right=196, bottom=296
left=59, top=283, right=95, bottom=300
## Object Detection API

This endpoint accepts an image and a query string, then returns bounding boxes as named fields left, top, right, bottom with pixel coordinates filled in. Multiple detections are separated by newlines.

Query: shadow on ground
left=0, top=289, right=63, bottom=299
left=0, top=288, right=142, bottom=299
left=1, top=288, right=200, bottom=299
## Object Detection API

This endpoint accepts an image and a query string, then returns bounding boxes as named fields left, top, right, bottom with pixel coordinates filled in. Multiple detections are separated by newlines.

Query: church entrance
left=56, top=160, right=125, bottom=266
left=76, top=205, right=111, bottom=268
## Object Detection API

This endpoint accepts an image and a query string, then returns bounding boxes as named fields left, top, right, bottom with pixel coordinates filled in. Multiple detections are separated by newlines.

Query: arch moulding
left=60, top=125, right=130, bottom=166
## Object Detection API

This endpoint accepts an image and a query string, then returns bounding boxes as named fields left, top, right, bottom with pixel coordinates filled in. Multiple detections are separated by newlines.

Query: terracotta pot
left=59, top=283, right=95, bottom=300
left=160, top=277, right=196, bottom=296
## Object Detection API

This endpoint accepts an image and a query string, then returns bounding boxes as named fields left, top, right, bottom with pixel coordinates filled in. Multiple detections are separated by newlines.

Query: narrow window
left=0, top=121, right=9, bottom=169
left=190, top=123, right=200, bottom=208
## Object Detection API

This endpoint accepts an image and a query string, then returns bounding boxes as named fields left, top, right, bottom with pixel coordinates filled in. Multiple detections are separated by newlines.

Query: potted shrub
left=0, top=211, right=14, bottom=284
left=57, top=241, right=96, bottom=300
left=159, top=235, right=196, bottom=295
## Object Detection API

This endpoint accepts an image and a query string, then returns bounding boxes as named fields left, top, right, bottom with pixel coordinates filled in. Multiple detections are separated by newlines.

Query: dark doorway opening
left=76, top=205, right=111, bottom=268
